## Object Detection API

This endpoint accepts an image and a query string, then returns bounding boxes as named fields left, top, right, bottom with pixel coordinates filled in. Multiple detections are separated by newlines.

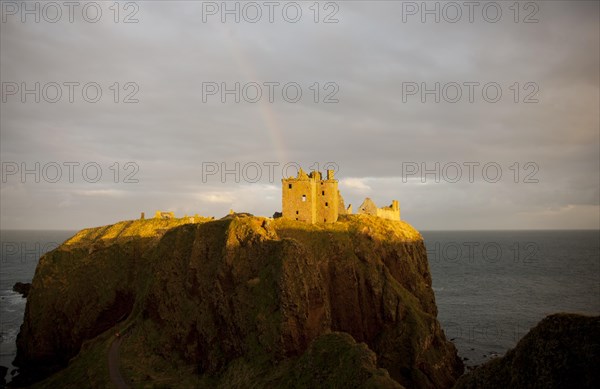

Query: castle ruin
left=357, top=198, right=400, bottom=221
left=154, top=211, right=175, bottom=219
left=281, top=168, right=400, bottom=223
left=281, top=168, right=344, bottom=223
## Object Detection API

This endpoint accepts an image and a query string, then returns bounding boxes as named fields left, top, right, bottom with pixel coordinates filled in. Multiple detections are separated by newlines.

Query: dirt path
left=108, top=336, right=129, bottom=389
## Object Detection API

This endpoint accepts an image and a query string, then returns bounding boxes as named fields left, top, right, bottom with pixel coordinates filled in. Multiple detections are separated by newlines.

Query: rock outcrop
left=0, top=365, right=7, bottom=388
left=454, top=313, right=600, bottom=389
left=12, top=282, right=31, bottom=298
left=14, top=215, right=463, bottom=388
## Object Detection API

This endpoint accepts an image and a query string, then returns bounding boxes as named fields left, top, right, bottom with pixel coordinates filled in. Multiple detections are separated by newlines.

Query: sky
left=0, top=0, right=598, bottom=231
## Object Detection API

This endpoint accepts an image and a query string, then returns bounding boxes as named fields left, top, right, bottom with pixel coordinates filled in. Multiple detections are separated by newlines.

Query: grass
left=30, top=331, right=113, bottom=389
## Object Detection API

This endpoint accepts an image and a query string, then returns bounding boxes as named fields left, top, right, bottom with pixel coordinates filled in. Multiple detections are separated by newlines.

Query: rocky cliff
left=14, top=214, right=463, bottom=388
left=454, top=313, right=600, bottom=389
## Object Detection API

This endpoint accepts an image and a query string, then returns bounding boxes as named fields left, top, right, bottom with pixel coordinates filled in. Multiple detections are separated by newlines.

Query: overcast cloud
left=1, top=0, right=598, bottom=230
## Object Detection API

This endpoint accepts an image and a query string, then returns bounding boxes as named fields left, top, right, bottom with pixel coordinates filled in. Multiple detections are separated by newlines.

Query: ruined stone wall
left=376, top=208, right=400, bottom=221
left=357, top=198, right=378, bottom=216
left=337, top=191, right=347, bottom=215
left=358, top=199, right=400, bottom=221
left=376, top=200, right=400, bottom=221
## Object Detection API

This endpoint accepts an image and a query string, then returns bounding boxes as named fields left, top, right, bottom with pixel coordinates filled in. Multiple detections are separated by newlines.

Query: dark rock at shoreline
left=454, top=313, right=600, bottom=389
left=12, top=283, right=31, bottom=298
left=0, top=365, right=7, bottom=388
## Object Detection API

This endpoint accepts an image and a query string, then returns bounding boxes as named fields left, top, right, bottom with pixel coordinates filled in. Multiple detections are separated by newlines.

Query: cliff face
left=15, top=215, right=463, bottom=388
left=14, top=218, right=199, bottom=383
left=454, top=313, right=600, bottom=389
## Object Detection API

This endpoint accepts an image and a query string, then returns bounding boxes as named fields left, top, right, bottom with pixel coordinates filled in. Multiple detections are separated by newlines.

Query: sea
left=422, top=230, right=600, bottom=368
left=0, top=229, right=598, bottom=382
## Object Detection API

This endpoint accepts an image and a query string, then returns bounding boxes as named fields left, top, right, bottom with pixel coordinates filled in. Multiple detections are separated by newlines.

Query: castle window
left=302, top=195, right=306, bottom=202
left=296, top=210, right=299, bottom=215
left=322, top=191, right=325, bottom=195
left=295, top=218, right=298, bottom=221
left=324, top=218, right=327, bottom=222
left=325, top=202, right=328, bottom=207
left=289, top=184, right=292, bottom=189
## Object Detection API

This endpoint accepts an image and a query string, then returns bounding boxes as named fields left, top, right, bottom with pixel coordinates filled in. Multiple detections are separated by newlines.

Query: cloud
left=340, top=178, right=372, bottom=192
left=73, top=189, right=127, bottom=197
left=198, top=192, right=235, bottom=204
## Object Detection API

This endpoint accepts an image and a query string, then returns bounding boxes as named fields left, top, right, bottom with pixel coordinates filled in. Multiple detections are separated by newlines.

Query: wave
left=0, top=326, right=19, bottom=344
left=0, top=290, right=27, bottom=306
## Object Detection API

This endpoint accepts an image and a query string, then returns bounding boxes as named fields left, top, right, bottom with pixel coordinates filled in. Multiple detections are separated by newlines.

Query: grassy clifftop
left=63, top=217, right=209, bottom=247
left=15, top=214, right=463, bottom=388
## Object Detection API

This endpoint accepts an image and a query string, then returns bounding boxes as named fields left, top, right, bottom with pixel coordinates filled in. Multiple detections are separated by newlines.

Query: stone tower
left=282, top=168, right=339, bottom=223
